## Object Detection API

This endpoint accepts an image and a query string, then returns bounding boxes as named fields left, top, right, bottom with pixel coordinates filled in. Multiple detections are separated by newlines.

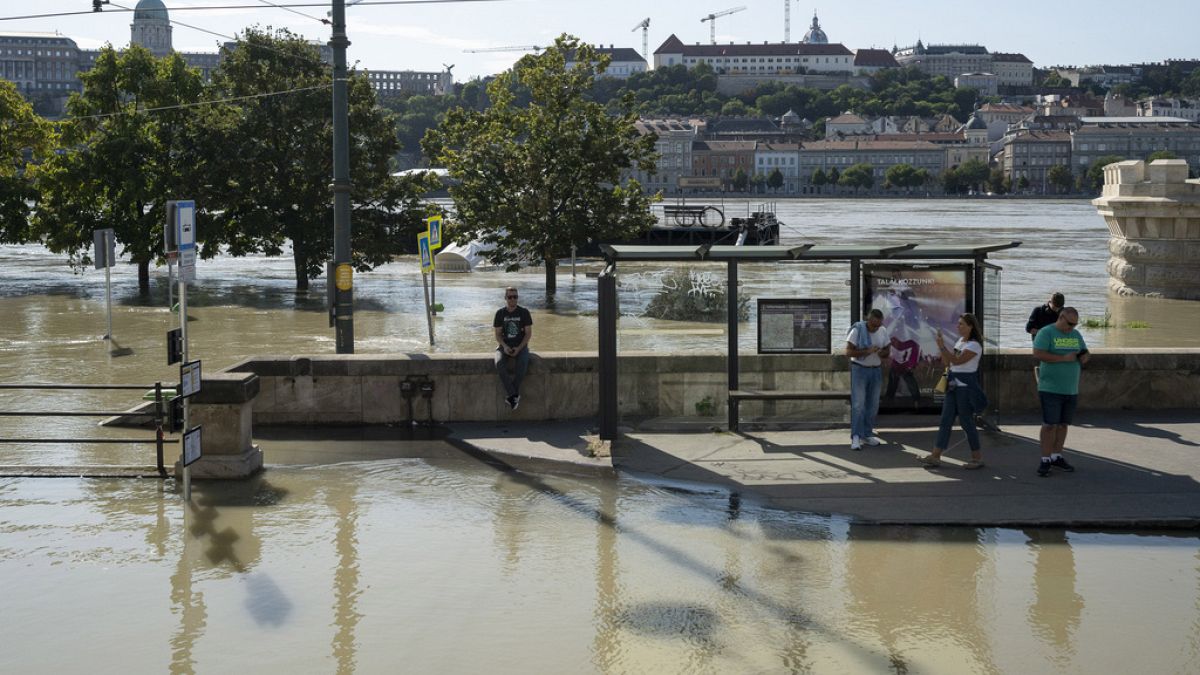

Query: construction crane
left=631, top=17, right=650, bottom=65
left=784, top=0, right=791, bottom=42
left=463, top=45, right=543, bottom=54
left=700, top=6, right=746, bottom=45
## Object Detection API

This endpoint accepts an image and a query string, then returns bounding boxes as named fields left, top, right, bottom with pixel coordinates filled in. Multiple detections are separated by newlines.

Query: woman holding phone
left=919, top=313, right=988, bottom=469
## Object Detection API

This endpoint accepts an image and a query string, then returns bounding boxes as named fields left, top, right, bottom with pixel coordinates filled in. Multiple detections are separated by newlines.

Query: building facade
left=653, top=34, right=856, bottom=75
left=894, top=42, right=1033, bottom=87
left=691, top=140, right=757, bottom=190
left=754, top=143, right=803, bottom=191
left=998, top=130, right=1073, bottom=192
left=1073, top=117, right=1200, bottom=172
left=0, top=32, right=83, bottom=110
left=1137, top=97, right=1200, bottom=122
left=632, top=119, right=698, bottom=194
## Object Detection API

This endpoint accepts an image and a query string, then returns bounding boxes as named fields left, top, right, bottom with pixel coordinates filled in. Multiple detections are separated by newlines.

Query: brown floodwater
left=3, top=199, right=1200, bottom=672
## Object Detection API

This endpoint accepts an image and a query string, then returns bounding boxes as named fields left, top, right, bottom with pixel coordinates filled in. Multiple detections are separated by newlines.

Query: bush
left=642, top=267, right=749, bottom=322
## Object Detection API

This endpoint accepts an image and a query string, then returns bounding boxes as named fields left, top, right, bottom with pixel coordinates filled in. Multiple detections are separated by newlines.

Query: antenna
left=631, top=17, right=650, bottom=65
left=700, top=6, right=747, bottom=45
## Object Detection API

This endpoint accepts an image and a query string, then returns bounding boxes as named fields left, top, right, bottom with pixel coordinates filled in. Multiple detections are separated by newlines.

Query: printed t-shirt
left=494, top=306, right=533, bottom=349
left=1034, top=325, right=1087, bottom=395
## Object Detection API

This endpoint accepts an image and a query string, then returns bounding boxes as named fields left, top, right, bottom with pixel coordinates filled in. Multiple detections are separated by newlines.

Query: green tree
left=838, top=163, right=874, bottom=193
left=1085, top=154, right=1126, bottom=192
left=1147, top=149, right=1178, bottom=161
left=941, top=167, right=962, bottom=194
left=767, top=168, right=784, bottom=192
left=988, top=167, right=1009, bottom=195
left=1016, top=175, right=1030, bottom=192
left=34, top=45, right=204, bottom=293
left=885, top=163, right=924, bottom=191
left=750, top=172, right=767, bottom=194
left=423, top=35, right=658, bottom=294
left=810, top=167, right=827, bottom=193
left=956, top=158, right=991, bottom=193
left=196, top=28, right=430, bottom=290
left=827, top=166, right=840, bottom=189
left=0, top=80, right=51, bottom=244
left=732, top=168, right=749, bottom=192
left=1047, top=164, right=1074, bottom=194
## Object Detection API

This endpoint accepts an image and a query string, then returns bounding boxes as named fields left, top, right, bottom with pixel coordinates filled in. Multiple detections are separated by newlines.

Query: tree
left=810, top=168, right=827, bottom=193
left=827, top=166, right=840, bottom=189
left=751, top=172, right=767, bottom=194
left=838, top=163, right=874, bottom=193
left=988, top=167, right=1009, bottom=195
left=732, top=168, right=749, bottom=192
left=1147, top=149, right=1178, bottom=161
left=1016, top=175, right=1030, bottom=192
left=0, top=80, right=51, bottom=244
left=1085, top=154, right=1126, bottom=192
left=956, top=158, right=991, bottom=193
left=34, top=46, right=204, bottom=293
left=196, top=27, right=431, bottom=290
left=767, top=168, right=784, bottom=192
left=423, top=35, right=658, bottom=295
left=885, top=163, right=924, bottom=191
left=1047, top=165, right=1074, bottom=194
left=941, top=167, right=962, bottom=195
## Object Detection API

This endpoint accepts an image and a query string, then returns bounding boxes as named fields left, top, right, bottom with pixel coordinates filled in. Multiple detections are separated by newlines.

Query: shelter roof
left=601, top=242, right=1020, bottom=263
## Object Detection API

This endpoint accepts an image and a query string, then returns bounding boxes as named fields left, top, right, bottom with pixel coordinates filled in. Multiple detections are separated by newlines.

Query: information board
left=756, top=298, right=832, bottom=354
left=182, top=425, right=202, bottom=467
left=180, top=359, right=202, bottom=398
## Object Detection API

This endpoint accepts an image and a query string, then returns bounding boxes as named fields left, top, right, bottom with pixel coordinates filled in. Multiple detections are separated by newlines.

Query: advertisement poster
left=863, top=264, right=971, bottom=411
left=757, top=299, right=831, bottom=353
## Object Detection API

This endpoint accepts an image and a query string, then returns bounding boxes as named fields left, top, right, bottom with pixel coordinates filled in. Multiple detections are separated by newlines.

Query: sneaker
left=512, top=395, right=520, bottom=411
left=1050, top=456, right=1075, bottom=472
left=505, top=395, right=516, bottom=410
left=865, top=436, right=884, bottom=446
left=1037, top=459, right=1052, bottom=477
left=850, top=435, right=862, bottom=451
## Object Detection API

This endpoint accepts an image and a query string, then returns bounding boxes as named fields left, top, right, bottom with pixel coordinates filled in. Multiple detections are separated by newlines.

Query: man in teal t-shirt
left=1032, top=307, right=1090, bottom=477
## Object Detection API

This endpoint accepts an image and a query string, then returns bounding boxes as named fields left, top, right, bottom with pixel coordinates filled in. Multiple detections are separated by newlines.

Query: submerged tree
left=423, top=35, right=659, bottom=294
left=34, top=46, right=204, bottom=293
left=0, top=80, right=51, bottom=244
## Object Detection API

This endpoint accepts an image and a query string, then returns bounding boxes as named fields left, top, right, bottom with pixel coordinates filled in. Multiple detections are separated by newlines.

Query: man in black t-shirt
left=1025, top=292, right=1064, bottom=382
left=493, top=286, right=533, bottom=410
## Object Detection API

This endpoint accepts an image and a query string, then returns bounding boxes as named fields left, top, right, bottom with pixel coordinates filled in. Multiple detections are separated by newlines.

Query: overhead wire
left=0, top=0, right=507, bottom=23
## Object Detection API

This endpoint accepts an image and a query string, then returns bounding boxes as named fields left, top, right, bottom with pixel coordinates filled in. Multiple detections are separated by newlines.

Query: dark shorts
left=1039, top=391, right=1078, bottom=426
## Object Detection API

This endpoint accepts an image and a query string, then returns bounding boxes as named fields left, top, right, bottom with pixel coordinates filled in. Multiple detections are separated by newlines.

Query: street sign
left=167, top=327, right=182, bottom=365
left=92, top=228, right=115, bottom=269
left=178, top=248, right=196, bottom=282
left=335, top=263, right=353, bottom=291
left=418, top=232, right=433, bottom=272
left=427, top=215, right=443, bottom=250
left=174, top=200, right=197, bottom=282
left=182, top=425, right=202, bottom=467
left=180, top=359, right=202, bottom=398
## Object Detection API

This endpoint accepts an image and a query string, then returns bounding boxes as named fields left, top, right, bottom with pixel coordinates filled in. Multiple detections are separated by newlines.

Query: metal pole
left=167, top=258, right=174, bottom=311
left=727, top=260, right=739, bottom=430
left=597, top=264, right=618, bottom=441
left=331, top=0, right=354, bottom=353
left=154, top=381, right=165, bottom=477
left=421, top=271, right=435, bottom=346
left=179, top=275, right=190, bottom=502
left=103, top=230, right=113, bottom=340
left=850, top=259, right=862, bottom=323
left=571, top=244, right=577, bottom=278
left=430, top=267, right=436, bottom=315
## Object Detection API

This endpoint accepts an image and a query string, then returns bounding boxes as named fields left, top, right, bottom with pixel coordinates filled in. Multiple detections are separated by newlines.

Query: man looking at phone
left=845, top=308, right=890, bottom=450
left=1032, top=306, right=1089, bottom=476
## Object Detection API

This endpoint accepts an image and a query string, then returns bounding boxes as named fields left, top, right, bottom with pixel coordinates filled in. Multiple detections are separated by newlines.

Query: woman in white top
left=919, top=313, right=987, bottom=469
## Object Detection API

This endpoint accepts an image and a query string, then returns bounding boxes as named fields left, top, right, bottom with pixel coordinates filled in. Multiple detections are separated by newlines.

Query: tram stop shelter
left=595, top=241, right=1022, bottom=440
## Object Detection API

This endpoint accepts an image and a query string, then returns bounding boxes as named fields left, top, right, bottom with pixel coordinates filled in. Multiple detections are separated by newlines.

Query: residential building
left=1137, top=97, right=1200, bottom=122
left=997, top=130, right=1073, bottom=192
left=1104, top=92, right=1137, bottom=117
left=632, top=119, right=698, bottom=194
left=853, top=48, right=899, bottom=76
left=990, top=53, right=1034, bottom=87
left=691, top=140, right=757, bottom=191
left=565, top=46, right=647, bottom=79
left=825, top=112, right=871, bottom=137
left=1072, top=117, right=1200, bottom=172
left=977, top=102, right=1034, bottom=141
left=797, top=138, right=946, bottom=194
left=955, top=72, right=998, bottom=96
left=754, top=143, right=803, bottom=191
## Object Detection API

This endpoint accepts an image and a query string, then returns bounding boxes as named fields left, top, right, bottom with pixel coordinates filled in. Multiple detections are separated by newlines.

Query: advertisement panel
left=863, top=264, right=972, bottom=411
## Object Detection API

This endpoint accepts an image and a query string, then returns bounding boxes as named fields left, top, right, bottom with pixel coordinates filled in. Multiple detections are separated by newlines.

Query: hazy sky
left=7, top=1, right=1200, bottom=81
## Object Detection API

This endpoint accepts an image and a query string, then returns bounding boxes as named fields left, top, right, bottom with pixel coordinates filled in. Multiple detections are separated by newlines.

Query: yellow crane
left=700, top=6, right=746, bottom=45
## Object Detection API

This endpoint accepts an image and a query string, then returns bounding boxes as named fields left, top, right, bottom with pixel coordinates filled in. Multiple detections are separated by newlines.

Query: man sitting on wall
left=494, top=286, right=533, bottom=410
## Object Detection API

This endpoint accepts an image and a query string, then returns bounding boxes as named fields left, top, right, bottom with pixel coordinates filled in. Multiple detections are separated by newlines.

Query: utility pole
left=331, top=0, right=354, bottom=353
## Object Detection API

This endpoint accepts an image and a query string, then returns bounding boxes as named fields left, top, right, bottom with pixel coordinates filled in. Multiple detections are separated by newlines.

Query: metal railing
left=0, top=382, right=175, bottom=476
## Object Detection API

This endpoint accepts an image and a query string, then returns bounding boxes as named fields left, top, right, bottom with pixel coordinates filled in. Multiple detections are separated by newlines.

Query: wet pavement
left=451, top=410, right=1200, bottom=528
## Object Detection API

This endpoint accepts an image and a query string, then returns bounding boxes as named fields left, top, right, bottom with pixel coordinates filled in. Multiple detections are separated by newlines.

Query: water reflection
left=1024, top=529, right=1083, bottom=665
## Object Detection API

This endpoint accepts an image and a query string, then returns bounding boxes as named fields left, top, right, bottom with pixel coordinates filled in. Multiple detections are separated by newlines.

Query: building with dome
left=801, top=13, right=828, bottom=45
left=131, top=0, right=172, bottom=57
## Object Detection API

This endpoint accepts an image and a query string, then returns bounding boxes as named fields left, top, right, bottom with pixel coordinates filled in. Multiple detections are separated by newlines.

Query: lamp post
left=330, top=0, right=354, bottom=352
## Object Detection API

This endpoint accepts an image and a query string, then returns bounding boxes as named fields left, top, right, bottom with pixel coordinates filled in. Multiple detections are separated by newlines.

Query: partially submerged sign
left=182, top=425, right=202, bottom=467
left=180, top=359, right=201, bottom=398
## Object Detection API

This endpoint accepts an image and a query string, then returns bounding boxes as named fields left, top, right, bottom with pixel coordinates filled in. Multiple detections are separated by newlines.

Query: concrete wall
left=227, top=349, right=1200, bottom=425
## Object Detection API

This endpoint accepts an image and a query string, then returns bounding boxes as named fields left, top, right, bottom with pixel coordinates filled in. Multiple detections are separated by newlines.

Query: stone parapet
left=178, top=371, right=262, bottom=479
left=1093, top=159, right=1200, bottom=299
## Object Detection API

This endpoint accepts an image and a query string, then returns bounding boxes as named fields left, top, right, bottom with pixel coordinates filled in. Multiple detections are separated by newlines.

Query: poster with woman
left=863, top=264, right=972, bottom=411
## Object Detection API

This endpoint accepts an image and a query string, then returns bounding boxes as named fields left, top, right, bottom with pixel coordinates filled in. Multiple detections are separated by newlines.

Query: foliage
left=194, top=27, right=433, bottom=290
left=33, top=45, right=205, bottom=293
left=694, top=395, right=716, bottom=417
left=885, top=163, right=928, bottom=190
left=0, top=79, right=52, bottom=244
left=642, top=267, right=749, bottom=322
left=1082, top=308, right=1112, bottom=329
left=423, top=35, right=659, bottom=294
left=811, top=168, right=827, bottom=188
left=988, top=168, right=1009, bottom=195
left=732, top=167, right=749, bottom=192
left=1126, top=320, right=1150, bottom=329
left=838, top=163, right=874, bottom=192
left=1085, top=154, right=1126, bottom=192
left=767, top=168, right=784, bottom=191
left=956, top=158, right=990, bottom=192
left=1147, top=150, right=1178, bottom=161
left=1047, top=164, right=1074, bottom=194
left=1016, top=175, right=1030, bottom=191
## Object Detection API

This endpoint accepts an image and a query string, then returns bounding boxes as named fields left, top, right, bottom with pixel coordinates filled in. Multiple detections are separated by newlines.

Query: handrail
left=0, top=381, right=171, bottom=476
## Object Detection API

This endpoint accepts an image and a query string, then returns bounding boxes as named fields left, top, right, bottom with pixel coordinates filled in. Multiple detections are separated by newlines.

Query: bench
left=728, top=389, right=852, bottom=431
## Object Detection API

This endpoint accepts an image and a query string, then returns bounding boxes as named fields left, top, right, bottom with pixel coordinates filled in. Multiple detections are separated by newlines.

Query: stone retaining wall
left=227, top=349, right=1200, bottom=425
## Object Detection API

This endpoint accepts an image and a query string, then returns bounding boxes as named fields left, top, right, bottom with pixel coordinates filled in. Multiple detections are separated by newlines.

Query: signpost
left=426, top=215, right=442, bottom=314
left=93, top=228, right=115, bottom=339
left=182, top=426, right=202, bottom=467
left=166, top=199, right=200, bottom=501
left=418, top=231, right=435, bottom=346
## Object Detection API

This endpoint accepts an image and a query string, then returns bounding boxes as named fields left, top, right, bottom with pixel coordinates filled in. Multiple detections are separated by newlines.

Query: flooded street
left=2, top=460, right=1199, bottom=673
left=3, top=198, right=1200, bottom=673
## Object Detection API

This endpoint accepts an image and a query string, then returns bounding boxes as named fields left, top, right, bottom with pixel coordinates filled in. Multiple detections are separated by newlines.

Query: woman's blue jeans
left=935, top=384, right=980, bottom=451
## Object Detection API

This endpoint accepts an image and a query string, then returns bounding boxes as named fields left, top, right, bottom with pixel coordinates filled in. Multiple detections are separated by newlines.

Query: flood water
left=3, top=198, right=1200, bottom=673
left=2, top=461, right=1199, bottom=674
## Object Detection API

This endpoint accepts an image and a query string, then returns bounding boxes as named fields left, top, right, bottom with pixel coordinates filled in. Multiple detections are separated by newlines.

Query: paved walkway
left=451, top=410, right=1200, bottom=528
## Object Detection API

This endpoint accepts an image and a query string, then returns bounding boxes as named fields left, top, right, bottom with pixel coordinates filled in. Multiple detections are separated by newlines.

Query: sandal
left=919, top=455, right=941, bottom=467
left=963, top=461, right=986, bottom=470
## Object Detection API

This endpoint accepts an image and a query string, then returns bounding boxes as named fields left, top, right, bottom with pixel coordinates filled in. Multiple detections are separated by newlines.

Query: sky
left=6, top=1, right=1200, bottom=82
